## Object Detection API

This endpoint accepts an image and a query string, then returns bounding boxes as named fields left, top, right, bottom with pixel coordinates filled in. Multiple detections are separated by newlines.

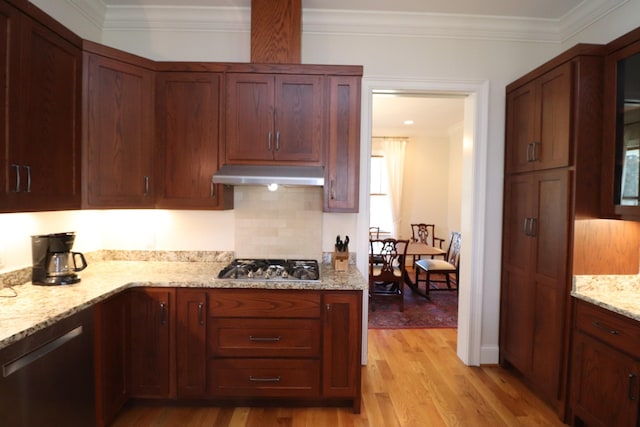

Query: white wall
left=400, top=133, right=458, bottom=243
left=13, top=0, right=640, bottom=363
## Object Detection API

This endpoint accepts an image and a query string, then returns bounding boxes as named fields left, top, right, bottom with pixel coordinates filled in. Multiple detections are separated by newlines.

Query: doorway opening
left=368, top=92, right=465, bottom=329
left=359, top=78, right=489, bottom=366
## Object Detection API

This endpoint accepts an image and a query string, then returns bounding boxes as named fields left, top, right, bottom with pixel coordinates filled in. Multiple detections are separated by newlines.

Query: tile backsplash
left=234, top=186, right=323, bottom=260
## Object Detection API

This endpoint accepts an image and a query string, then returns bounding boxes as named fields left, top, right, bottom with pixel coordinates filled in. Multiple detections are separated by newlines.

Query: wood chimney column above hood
left=251, top=0, right=301, bottom=63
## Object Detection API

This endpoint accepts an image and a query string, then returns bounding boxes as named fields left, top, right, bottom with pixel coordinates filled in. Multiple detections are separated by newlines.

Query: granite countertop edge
left=0, top=260, right=367, bottom=350
left=572, top=274, right=640, bottom=322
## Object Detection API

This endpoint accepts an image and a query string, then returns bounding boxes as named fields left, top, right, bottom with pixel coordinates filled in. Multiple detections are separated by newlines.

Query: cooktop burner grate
left=217, top=259, right=320, bottom=281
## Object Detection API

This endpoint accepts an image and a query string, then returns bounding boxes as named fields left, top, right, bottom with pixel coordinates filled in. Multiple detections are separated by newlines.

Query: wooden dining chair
left=410, top=223, right=445, bottom=265
left=369, top=238, right=409, bottom=312
left=414, top=231, right=461, bottom=298
left=369, top=226, right=385, bottom=265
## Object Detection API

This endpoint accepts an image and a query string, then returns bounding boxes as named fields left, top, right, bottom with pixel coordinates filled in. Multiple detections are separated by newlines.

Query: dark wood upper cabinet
left=0, top=1, right=82, bottom=213
left=155, top=71, right=233, bottom=209
left=324, top=75, right=361, bottom=213
left=505, top=62, right=572, bottom=174
left=601, top=26, right=640, bottom=220
left=82, top=42, right=155, bottom=209
left=224, top=73, right=323, bottom=165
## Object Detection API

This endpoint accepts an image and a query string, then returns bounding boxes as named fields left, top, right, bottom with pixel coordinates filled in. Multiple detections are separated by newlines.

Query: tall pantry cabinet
left=500, top=44, right=604, bottom=418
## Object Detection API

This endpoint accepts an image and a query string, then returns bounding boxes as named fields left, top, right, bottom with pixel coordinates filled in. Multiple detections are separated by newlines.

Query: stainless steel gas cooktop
left=217, top=259, right=320, bottom=282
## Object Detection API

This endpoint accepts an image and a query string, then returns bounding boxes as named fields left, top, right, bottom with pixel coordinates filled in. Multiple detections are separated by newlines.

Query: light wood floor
left=112, top=328, right=565, bottom=427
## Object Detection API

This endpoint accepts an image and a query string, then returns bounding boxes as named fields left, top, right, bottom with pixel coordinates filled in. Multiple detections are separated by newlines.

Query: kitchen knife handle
left=23, top=165, right=31, bottom=193
left=11, top=164, right=20, bottom=192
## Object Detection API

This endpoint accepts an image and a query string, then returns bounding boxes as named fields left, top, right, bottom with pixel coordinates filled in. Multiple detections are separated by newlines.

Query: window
left=370, top=155, right=393, bottom=234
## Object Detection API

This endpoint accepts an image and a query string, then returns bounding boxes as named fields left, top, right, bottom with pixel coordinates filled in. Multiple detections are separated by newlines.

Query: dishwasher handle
left=2, top=326, right=83, bottom=377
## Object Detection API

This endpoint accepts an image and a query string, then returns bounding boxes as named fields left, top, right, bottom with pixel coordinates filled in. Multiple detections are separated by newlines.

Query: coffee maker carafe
left=31, top=232, right=88, bottom=285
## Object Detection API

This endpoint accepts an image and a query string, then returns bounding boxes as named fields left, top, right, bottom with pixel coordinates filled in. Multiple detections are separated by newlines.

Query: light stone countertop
left=572, top=274, right=640, bottom=322
left=0, top=260, right=367, bottom=351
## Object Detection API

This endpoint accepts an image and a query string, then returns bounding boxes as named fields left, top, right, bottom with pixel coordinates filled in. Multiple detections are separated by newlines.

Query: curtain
left=373, top=138, right=407, bottom=237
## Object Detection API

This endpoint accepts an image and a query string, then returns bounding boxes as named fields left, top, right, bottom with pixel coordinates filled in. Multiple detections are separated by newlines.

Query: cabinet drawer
left=208, top=289, right=321, bottom=318
left=209, top=318, right=320, bottom=357
left=575, top=300, right=640, bottom=358
left=209, top=359, right=320, bottom=397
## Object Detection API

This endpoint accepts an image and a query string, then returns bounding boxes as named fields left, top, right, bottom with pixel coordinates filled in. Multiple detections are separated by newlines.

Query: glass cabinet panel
left=617, top=52, right=640, bottom=206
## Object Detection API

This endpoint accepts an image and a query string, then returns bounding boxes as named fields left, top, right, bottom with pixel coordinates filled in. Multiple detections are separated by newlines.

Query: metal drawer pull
left=249, top=335, right=281, bottom=342
left=592, top=320, right=620, bottom=335
left=629, top=373, right=637, bottom=400
left=249, top=376, right=281, bottom=382
left=3, top=326, right=83, bottom=377
left=160, top=302, right=167, bottom=325
left=11, top=164, right=20, bottom=192
left=197, top=302, right=204, bottom=326
left=24, top=165, right=31, bottom=193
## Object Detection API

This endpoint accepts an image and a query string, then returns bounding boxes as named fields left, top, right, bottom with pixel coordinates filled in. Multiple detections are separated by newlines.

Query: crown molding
left=74, top=0, right=628, bottom=43
left=558, top=0, right=629, bottom=41
left=65, top=0, right=106, bottom=30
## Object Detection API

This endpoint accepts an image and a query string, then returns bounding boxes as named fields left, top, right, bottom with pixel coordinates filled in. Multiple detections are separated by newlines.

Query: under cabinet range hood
left=212, top=165, right=324, bottom=186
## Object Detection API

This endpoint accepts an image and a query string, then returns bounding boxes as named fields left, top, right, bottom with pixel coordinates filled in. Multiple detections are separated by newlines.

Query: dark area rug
left=367, top=286, right=458, bottom=329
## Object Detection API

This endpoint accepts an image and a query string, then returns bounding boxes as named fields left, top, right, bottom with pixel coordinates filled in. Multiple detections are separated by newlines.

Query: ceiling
left=372, top=94, right=465, bottom=139
left=102, top=0, right=585, bottom=20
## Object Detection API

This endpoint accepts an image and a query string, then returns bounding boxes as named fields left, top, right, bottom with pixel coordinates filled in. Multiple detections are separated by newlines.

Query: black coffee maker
left=31, top=232, right=88, bottom=285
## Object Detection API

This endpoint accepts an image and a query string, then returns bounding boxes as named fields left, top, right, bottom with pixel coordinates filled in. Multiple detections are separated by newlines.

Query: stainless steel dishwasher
left=0, top=307, right=96, bottom=427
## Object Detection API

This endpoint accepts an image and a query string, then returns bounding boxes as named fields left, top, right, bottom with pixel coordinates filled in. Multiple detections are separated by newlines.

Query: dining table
left=398, top=241, right=446, bottom=299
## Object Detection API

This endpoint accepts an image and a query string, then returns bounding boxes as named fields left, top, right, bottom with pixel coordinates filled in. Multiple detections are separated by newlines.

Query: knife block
left=333, top=246, right=349, bottom=271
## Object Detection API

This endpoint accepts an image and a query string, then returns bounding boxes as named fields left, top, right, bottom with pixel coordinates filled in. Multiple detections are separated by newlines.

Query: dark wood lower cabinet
left=95, top=292, right=129, bottom=427
left=570, top=300, right=640, bottom=427
left=129, top=288, right=175, bottom=398
left=94, top=287, right=363, bottom=424
left=176, top=289, right=207, bottom=398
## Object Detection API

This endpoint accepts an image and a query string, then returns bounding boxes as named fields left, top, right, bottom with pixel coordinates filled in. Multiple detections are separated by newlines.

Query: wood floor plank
left=111, top=328, right=565, bottom=427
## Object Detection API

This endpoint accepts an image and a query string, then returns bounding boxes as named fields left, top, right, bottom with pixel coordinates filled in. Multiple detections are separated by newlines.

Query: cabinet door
left=505, top=62, right=572, bottom=174
left=505, top=81, right=537, bottom=174
left=500, top=174, right=535, bottom=373
left=529, top=169, right=569, bottom=404
left=83, top=52, right=155, bottom=208
left=571, top=331, right=640, bottom=427
left=500, top=170, right=570, bottom=405
left=156, top=72, right=232, bottom=209
left=94, top=292, right=129, bottom=427
left=7, top=13, right=81, bottom=212
left=225, top=73, right=274, bottom=162
left=0, top=2, right=19, bottom=211
left=322, top=292, right=362, bottom=412
left=176, top=289, right=207, bottom=398
left=536, top=62, right=572, bottom=170
left=129, top=288, right=175, bottom=398
left=324, top=75, right=361, bottom=212
left=273, top=74, right=323, bottom=163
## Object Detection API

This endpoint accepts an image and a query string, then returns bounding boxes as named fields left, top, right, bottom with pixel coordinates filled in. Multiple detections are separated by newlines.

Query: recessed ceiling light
left=404, top=120, right=414, bottom=125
